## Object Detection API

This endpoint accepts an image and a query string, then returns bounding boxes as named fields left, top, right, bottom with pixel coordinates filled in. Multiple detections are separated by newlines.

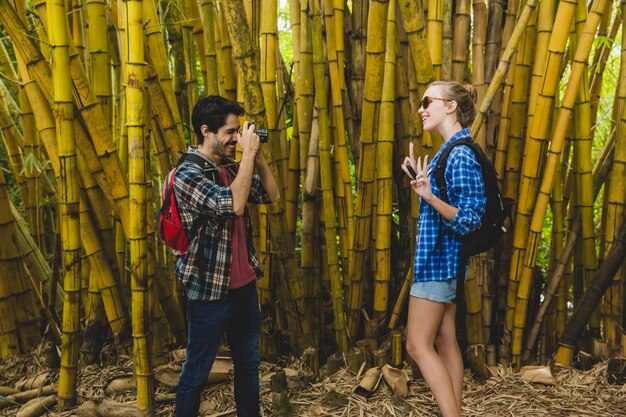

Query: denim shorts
left=410, top=278, right=457, bottom=303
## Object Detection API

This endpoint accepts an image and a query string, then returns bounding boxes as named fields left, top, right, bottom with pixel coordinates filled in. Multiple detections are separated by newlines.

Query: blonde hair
left=429, top=81, right=477, bottom=128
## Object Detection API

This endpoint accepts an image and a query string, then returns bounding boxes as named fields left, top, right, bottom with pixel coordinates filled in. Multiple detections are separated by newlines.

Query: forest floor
left=1, top=343, right=625, bottom=417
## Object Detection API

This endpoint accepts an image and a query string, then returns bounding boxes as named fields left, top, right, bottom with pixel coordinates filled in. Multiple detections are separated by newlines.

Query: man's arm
left=255, top=150, right=280, bottom=202
left=230, top=152, right=256, bottom=215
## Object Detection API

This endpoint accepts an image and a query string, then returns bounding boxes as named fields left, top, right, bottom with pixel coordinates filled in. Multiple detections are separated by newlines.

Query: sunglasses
left=421, top=96, right=450, bottom=109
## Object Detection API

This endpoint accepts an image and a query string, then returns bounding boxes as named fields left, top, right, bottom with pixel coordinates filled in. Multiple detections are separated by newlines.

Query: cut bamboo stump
left=270, top=369, right=293, bottom=416
left=325, top=353, right=343, bottom=376
left=577, top=351, right=602, bottom=371
left=16, top=395, right=56, bottom=417
left=0, top=385, right=56, bottom=410
left=381, top=364, right=408, bottom=397
left=16, top=373, right=49, bottom=391
left=73, top=399, right=143, bottom=417
left=346, top=347, right=365, bottom=374
left=0, top=386, right=18, bottom=396
left=607, top=358, right=626, bottom=385
left=43, top=342, right=60, bottom=370
left=354, top=367, right=382, bottom=399
left=390, top=330, right=403, bottom=367
left=373, top=347, right=389, bottom=367
left=356, top=340, right=372, bottom=368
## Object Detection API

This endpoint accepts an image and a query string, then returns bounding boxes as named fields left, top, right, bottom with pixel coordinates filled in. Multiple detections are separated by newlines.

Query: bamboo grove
left=0, top=0, right=625, bottom=411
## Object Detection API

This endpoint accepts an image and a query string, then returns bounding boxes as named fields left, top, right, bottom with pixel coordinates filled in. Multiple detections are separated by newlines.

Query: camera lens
left=256, top=129, right=269, bottom=143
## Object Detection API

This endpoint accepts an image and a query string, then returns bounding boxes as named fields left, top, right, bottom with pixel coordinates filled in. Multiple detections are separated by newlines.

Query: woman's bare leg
left=435, top=302, right=463, bottom=414
left=406, top=297, right=460, bottom=417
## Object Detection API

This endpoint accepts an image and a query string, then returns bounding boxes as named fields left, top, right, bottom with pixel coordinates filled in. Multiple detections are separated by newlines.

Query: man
left=174, top=95, right=280, bottom=417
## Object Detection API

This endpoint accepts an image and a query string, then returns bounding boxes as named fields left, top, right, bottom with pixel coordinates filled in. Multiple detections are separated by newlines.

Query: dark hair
left=191, top=95, right=245, bottom=144
left=429, top=81, right=477, bottom=128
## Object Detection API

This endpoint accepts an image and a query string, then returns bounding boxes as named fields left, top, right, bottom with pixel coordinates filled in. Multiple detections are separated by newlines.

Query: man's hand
left=240, top=121, right=261, bottom=155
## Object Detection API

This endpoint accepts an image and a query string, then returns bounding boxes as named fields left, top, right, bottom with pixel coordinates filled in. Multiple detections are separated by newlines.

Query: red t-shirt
left=218, top=167, right=257, bottom=289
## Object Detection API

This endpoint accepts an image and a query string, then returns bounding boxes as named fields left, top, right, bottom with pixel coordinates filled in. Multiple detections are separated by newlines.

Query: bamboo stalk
left=347, top=0, right=389, bottom=337
left=510, top=0, right=608, bottom=366
left=373, top=0, right=395, bottom=325
left=522, top=128, right=615, bottom=362
left=311, top=0, right=348, bottom=352
left=221, top=0, right=313, bottom=352
left=48, top=0, right=81, bottom=408
left=126, top=0, right=155, bottom=412
left=471, top=0, right=539, bottom=137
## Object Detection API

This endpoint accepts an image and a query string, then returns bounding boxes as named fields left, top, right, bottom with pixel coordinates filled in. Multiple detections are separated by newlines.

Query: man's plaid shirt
left=173, top=149, right=271, bottom=301
left=413, top=128, right=486, bottom=283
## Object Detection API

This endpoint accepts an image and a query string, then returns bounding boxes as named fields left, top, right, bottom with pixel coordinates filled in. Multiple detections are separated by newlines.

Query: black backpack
left=433, top=139, right=510, bottom=347
left=432, top=138, right=508, bottom=259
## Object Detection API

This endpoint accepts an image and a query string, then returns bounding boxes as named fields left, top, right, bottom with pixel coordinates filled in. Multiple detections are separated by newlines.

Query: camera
left=249, top=121, right=269, bottom=143
left=256, top=129, right=269, bottom=143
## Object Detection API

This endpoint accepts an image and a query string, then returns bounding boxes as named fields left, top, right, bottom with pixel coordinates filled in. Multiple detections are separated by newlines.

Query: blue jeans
left=175, top=281, right=260, bottom=417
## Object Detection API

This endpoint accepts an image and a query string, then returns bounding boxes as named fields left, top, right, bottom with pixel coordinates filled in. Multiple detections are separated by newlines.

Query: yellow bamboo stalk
left=571, top=0, right=600, bottom=337
left=71, top=0, right=86, bottom=65
left=323, top=0, right=354, bottom=284
left=311, top=0, right=348, bottom=352
left=471, top=0, right=539, bottom=136
left=350, top=0, right=368, bottom=147
left=191, top=0, right=207, bottom=88
left=198, top=0, right=220, bottom=95
left=0, top=41, right=19, bottom=97
left=12, top=0, right=186, bottom=338
left=86, top=0, right=111, bottom=128
left=214, top=3, right=237, bottom=101
left=511, top=0, right=608, bottom=367
left=297, top=0, right=314, bottom=183
left=472, top=0, right=487, bottom=149
left=506, top=0, right=575, bottom=336
left=221, top=0, right=313, bottom=351
left=451, top=0, right=470, bottom=87
left=125, top=0, right=155, bottom=412
left=441, top=0, right=452, bottom=80
left=589, top=0, right=618, bottom=131
left=143, top=0, right=185, bottom=143
left=21, top=0, right=131, bottom=230
left=427, top=0, right=443, bottom=79
left=373, top=0, right=395, bottom=325
left=347, top=0, right=389, bottom=337
left=0, top=169, right=38, bottom=357
left=397, top=0, right=431, bottom=150
left=144, top=65, right=186, bottom=161
left=48, top=0, right=81, bottom=408
left=501, top=9, right=535, bottom=201
left=603, top=0, right=626, bottom=351
left=524, top=0, right=556, bottom=143
left=0, top=85, right=28, bottom=206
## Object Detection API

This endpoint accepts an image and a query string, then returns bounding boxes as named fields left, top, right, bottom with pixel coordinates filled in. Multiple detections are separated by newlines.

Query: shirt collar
left=187, top=146, right=236, bottom=169
left=429, top=128, right=472, bottom=168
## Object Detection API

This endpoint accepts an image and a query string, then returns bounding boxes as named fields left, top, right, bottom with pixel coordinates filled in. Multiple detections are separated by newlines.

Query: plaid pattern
left=413, top=128, right=486, bottom=283
left=173, top=149, right=271, bottom=301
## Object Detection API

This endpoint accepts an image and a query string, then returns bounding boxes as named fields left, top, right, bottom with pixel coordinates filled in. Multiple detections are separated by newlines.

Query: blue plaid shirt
left=173, top=149, right=272, bottom=301
left=413, top=129, right=486, bottom=283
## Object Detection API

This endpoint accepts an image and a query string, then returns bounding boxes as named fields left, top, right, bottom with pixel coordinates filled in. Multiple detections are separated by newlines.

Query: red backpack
left=156, top=153, right=216, bottom=256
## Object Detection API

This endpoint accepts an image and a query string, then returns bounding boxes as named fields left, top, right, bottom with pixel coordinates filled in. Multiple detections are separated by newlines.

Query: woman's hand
left=402, top=142, right=418, bottom=180
left=410, top=154, right=433, bottom=202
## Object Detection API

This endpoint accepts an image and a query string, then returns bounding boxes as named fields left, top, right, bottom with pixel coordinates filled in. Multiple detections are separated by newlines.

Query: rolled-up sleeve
left=442, top=146, right=486, bottom=236
left=174, top=163, right=236, bottom=219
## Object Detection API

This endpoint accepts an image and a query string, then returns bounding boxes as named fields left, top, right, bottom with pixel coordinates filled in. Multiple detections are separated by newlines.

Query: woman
left=402, top=81, right=486, bottom=417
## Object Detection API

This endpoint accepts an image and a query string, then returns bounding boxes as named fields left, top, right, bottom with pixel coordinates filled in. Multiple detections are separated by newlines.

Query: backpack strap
left=432, top=138, right=474, bottom=204
left=177, top=152, right=222, bottom=236
left=432, top=138, right=474, bottom=259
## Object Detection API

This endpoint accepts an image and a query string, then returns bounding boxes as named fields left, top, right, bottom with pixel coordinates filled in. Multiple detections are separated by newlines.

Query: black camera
left=256, top=129, right=269, bottom=143
left=249, top=122, right=269, bottom=143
